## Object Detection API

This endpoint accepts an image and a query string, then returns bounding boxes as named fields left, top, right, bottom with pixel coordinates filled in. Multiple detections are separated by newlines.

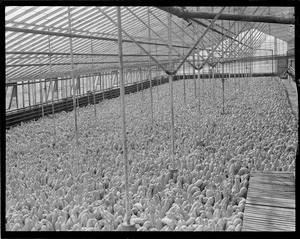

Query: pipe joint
left=165, top=70, right=177, bottom=76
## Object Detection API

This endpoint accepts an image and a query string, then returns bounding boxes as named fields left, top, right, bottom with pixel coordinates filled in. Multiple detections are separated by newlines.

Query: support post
left=196, top=9, right=201, bottom=115
left=117, top=7, right=135, bottom=231
left=182, top=20, right=186, bottom=105
left=38, top=60, right=45, bottom=118
left=221, top=19, right=225, bottom=114
left=168, top=12, right=177, bottom=174
left=48, top=34, right=56, bottom=136
left=148, top=7, right=154, bottom=126
left=193, top=53, right=196, bottom=98
left=68, top=7, right=79, bottom=147
left=90, top=38, right=97, bottom=124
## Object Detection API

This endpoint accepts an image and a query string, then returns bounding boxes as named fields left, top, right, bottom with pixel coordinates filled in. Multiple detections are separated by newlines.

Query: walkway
left=281, top=78, right=298, bottom=120
left=242, top=171, right=295, bottom=231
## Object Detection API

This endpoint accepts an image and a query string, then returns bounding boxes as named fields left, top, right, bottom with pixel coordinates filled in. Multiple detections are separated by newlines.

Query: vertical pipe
left=197, top=55, right=201, bottom=114
left=222, top=18, right=225, bottom=114
left=90, top=38, right=97, bottom=123
left=28, top=81, right=31, bottom=108
left=193, top=53, right=196, bottom=98
left=117, top=6, right=132, bottom=229
left=33, top=79, right=36, bottom=106
left=141, top=68, right=144, bottom=100
left=238, top=21, right=241, bottom=93
left=68, top=7, right=79, bottom=146
left=136, top=69, right=139, bottom=93
left=196, top=7, right=201, bottom=116
left=102, top=73, right=105, bottom=102
left=38, top=61, right=44, bottom=118
left=182, top=20, right=186, bottom=105
left=22, top=81, right=25, bottom=108
left=15, top=84, right=19, bottom=109
left=202, top=49, right=204, bottom=102
left=82, top=75, right=85, bottom=94
left=148, top=7, right=153, bottom=126
left=168, top=12, right=175, bottom=169
left=156, top=66, right=159, bottom=110
left=48, top=35, right=56, bottom=136
left=40, top=79, right=44, bottom=118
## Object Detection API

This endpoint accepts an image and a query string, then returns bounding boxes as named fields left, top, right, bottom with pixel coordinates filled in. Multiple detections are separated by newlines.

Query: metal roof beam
left=157, top=7, right=295, bottom=24
left=6, top=51, right=174, bottom=57
left=7, top=59, right=181, bottom=67
left=5, top=27, right=189, bottom=49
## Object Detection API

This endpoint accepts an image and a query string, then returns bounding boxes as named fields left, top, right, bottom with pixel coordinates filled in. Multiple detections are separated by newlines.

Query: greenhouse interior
left=4, top=6, right=297, bottom=232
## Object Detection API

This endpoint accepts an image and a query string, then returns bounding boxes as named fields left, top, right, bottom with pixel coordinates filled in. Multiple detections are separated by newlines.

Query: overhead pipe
left=157, top=7, right=295, bottom=24
left=7, top=58, right=181, bottom=67
left=6, top=26, right=189, bottom=49
left=6, top=51, right=175, bottom=57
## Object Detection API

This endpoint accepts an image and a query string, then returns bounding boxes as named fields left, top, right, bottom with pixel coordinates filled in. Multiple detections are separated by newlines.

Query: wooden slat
left=247, top=189, right=295, bottom=199
left=250, top=177, right=295, bottom=185
left=245, top=209, right=295, bottom=222
left=247, top=182, right=294, bottom=192
left=250, top=174, right=295, bottom=180
left=243, top=218, right=295, bottom=230
left=248, top=188, right=295, bottom=197
left=244, top=208, right=295, bottom=222
left=250, top=173, right=294, bottom=180
left=247, top=196, right=295, bottom=209
left=242, top=171, right=295, bottom=231
left=243, top=221, right=295, bottom=231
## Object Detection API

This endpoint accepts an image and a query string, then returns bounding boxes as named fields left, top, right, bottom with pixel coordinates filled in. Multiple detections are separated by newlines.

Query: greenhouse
left=5, top=6, right=296, bottom=232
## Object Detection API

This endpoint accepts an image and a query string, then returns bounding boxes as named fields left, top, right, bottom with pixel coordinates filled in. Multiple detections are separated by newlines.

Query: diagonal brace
left=198, top=7, right=248, bottom=70
left=98, top=7, right=169, bottom=73
left=174, top=7, right=226, bottom=74
left=125, top=7, right=198, bottom=70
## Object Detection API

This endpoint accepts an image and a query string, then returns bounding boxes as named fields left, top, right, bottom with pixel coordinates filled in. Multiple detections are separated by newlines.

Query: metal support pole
left=168, top=13, right=176, bottom=174
left=38, top=60, right=44, bottom=118
left=196, top=8, right=201, bottom=115
left=193, top=53, right=196, bottom=98
left=148, top=7, right=153, bottom=126
left=68, top=7, right=79, bottom=147
left=182, top=20, right=186, bottom=105
left=202, top=50, right=204, bottom=102
left=221, top=19, right=225, bottom=114
left=90, top=38, right=97, bottom=124
left=48, top=35, right=56, bottom=136
left=117, top=7, right=135, bottom=231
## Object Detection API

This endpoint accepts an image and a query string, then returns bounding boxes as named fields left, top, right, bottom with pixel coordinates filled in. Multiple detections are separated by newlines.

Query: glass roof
left=5, top=6, right=294, bottom=82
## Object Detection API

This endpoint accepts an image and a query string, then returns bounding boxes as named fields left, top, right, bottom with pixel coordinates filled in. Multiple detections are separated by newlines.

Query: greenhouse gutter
left=157, top=7, right=295, bottom=24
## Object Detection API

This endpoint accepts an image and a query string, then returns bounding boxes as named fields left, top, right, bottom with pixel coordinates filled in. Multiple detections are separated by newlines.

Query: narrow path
left=242, top=171, right=295, bottom=231
left=281, top=78, right=298, bottom=120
